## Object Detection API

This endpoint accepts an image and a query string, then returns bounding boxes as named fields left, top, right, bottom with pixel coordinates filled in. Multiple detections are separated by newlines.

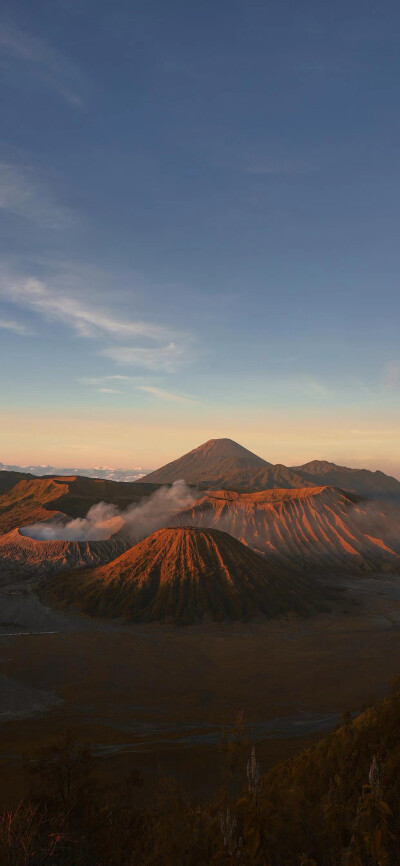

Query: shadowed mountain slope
left=0, top=475, right=161, bottom=536
left=171, top=486, right=400, bottom=575
left=0, top=523, right=129, bottom=583
left=0, top=477, right=72, bottom=536
left=0, top=470, right=34, bottom=495
left=143, top=438, right=400, bottom=498
left=42, top=526, right=333, bottom=624
left=293, top=458, right=400, bottom=498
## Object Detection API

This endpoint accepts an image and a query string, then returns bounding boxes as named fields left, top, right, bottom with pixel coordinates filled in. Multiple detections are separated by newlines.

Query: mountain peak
left=143, top=438, right=270, bottom=486
left=192, top=437, right=269, bottom=459
left=293, top=460, right=343, bottom=474
left=44, top=525, right=330, bottom=624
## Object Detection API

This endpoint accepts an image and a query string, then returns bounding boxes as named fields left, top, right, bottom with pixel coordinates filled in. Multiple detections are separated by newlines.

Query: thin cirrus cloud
left=6, top=277, right=173, bottom=340
left=137, top=385, right=197, bottom=404
left=1, top=274, right=192, bottom=373
left=103, top=343, right=185, bottom=373
left=78, top=376, right=197, bottom=403
left=0, top=162, right=75, bottom=228
left=0, top=317, right=32, bottom=335
left=0, top=19, right=84, bottom=107
left=78, top=375, right=132, bottom=387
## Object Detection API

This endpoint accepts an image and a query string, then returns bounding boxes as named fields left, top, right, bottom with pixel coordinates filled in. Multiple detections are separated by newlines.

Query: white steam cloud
left=20, top=481, right=197, bottom=542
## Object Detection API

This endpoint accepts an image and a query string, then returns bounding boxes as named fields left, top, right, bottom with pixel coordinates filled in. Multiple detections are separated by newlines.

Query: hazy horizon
left=2, top=432, right=400, bottom=482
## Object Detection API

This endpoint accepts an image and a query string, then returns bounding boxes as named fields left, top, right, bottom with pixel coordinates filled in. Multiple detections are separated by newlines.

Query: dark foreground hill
left=241, top=682, right=400, bottom=865
left=4, top=680, right=400, bottom=865
left=42, top=525, right=332, bottom=624
left=143, top=437, right=400, bottom=498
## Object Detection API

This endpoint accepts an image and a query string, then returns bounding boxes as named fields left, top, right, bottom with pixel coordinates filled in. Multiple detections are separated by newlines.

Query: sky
left=1, top=0, right=400, bottom=475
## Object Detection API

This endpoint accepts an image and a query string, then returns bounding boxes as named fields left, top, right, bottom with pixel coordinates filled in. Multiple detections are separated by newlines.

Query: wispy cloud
left=6, top=277, right=172, bottom=341
left=0, top=317, right=32, bottom=335
left=1, top=272, right=193, bottom=373
left=0, top=20, right=84, bottom=106
left=0, top=162, right=75, bottom=228
left=104, top=374, right=131, bottom=381
left=77, top=376, right=196, bottom=400
left=78, top=375, right=132, bottom=386
left=103, top=343, right=185, bottom=372
left=137, top=385, right=197, bottom=404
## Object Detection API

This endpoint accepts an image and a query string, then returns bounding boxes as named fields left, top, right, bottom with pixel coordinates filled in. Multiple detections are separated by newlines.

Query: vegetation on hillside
left=2, top=682, right=400, bottom=864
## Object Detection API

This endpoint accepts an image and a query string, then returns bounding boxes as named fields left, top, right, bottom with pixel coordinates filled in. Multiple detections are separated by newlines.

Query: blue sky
left=1, top=0, right=400, bottom=472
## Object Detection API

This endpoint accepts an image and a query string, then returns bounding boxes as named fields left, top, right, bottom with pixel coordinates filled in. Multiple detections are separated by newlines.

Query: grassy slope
left=238, top=684, right=400, bottom=863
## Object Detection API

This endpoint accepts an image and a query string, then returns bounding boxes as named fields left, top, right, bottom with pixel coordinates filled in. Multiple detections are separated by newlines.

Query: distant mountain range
left=143, top=438, right=400, bottom=499
left=0, top=462, right=148, bottom=483
left=2, top=437, right=400, bottom=500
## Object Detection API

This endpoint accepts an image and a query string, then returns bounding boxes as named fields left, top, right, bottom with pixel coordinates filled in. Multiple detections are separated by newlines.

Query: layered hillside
left=171, top=486, right=400, bottom=575
left=0, top=477, right=72, bottom=536
left=0, top=523, right=130, bottom=583
left=0, top=475, right=161, bottom=535
left=42, top=526, right=333, bottom=624
left=0, top=475, right=157, bottom=580
left=142, top=438, right=400, bottom=498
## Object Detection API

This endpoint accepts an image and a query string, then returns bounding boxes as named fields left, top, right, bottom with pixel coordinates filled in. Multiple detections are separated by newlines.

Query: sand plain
left=1, top=574, right=400, bottom=801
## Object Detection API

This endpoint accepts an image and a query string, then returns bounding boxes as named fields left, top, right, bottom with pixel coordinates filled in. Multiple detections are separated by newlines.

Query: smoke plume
left=21, top=481, right=198, bottom=542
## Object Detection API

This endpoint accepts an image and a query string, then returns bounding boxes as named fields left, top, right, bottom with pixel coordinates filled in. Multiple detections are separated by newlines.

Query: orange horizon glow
left=1, top=407, right=400, bottom=480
